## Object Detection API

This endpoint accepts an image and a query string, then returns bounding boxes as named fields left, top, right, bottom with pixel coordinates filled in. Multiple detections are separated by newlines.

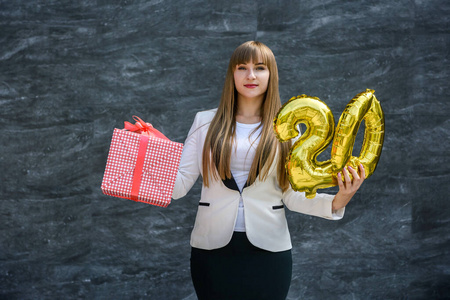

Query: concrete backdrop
left=1, top=0, right=449, bottom=299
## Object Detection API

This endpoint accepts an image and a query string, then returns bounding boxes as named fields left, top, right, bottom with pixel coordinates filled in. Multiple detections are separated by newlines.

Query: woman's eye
left=256, top=66, right=266, bottom=70
left=238, top=66, right=246, bottom=70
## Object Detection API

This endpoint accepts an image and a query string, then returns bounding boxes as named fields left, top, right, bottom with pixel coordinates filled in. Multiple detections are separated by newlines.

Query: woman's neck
left=236, top=95, right=263, bottom=124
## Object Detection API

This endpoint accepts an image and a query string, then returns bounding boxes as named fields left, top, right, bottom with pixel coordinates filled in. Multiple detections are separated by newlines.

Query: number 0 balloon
left=273, top=89, right=385, bottom=198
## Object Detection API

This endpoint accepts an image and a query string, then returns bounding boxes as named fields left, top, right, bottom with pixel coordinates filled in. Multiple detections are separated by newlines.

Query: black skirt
left=190, top=232, right=292, bottom=300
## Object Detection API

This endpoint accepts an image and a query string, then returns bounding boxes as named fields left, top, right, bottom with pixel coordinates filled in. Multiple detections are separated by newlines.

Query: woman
left=172, top=41, right=365, bottom=300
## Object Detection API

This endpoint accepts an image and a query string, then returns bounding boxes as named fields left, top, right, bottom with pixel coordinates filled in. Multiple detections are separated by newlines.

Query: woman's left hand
left=332, top=163, right=366, bottom=211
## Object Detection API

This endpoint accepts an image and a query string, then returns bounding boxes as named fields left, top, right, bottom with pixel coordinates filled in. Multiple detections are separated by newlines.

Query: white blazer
left=172, top=109, right=344, bottom=252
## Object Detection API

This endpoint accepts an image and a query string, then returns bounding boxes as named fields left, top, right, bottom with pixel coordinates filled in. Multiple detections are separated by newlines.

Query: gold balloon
left=273, top=95, right=336, bottom=198
left=331, top=89, right=385, bottom=180
left=273, top=89, right=385, bottom=198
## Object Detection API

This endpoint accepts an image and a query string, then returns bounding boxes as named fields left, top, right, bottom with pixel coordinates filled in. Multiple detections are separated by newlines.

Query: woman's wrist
left=332, top=198, right=340, bottom=212
left=332, top=192, right=351, bottom=212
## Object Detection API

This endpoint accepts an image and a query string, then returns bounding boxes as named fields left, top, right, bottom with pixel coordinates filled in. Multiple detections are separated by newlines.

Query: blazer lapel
left=222, top=165, right=260, bottom=193
left=222, top=176, right=240, bottom=192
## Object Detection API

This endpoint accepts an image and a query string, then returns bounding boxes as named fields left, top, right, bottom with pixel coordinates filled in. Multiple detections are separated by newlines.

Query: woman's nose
left=247, top=69, right=256, bottom=79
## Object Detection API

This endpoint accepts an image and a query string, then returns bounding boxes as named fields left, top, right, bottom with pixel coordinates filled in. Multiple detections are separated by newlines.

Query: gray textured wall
left=1, top=1, right=449, bottom=299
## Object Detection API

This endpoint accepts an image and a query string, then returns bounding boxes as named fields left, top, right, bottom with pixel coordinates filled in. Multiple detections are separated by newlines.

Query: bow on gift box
left=124, top=116, right=168, bottom=140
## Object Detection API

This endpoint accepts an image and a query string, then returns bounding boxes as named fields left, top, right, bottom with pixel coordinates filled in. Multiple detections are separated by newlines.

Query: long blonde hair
left=202, top=41, right=290, bottom=191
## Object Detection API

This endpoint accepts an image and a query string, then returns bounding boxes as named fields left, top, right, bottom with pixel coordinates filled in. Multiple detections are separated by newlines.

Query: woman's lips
left=244, top=84, right=258, bottom=88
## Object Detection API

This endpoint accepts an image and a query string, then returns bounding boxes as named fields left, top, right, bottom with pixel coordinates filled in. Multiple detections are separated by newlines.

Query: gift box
left=101, top=116, right=183, bottom=207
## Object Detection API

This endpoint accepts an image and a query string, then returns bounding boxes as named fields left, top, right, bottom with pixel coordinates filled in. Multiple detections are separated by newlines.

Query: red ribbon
left=124, top=115, right=168, bottom=140
left=124, top=116, right=168, bottom=201
left=130, top=134, right=149, bottom=201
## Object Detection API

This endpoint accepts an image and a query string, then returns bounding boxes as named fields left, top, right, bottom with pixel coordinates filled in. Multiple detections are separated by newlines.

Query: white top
left=230, top=121, right=262, bottom=232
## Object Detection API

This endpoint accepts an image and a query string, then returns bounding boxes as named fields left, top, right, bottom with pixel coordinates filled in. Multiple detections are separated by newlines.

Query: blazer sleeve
left=282, top=188, right=345, bottom=220
left=171, top=113, right=202, bottom=199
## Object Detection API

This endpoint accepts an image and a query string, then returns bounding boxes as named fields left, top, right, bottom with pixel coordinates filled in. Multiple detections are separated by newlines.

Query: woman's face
left=233, top=59, right=270, bottom=101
